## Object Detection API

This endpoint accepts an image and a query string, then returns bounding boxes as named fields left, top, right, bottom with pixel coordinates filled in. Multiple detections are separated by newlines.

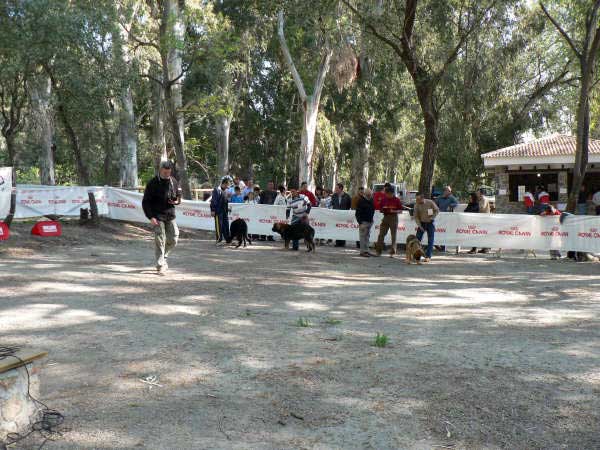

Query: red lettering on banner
left=182, top=210, right=212, bottom=218
left=107, top=200, right=137, bottom=209
left=498, top=226, right=531, bottom=237
left=336, top=223, right=358, bottom=229
left=456, top=224, right=488, bottom=235
left=309, top=220, right=326, bottom=228
left=48, top=199, right=67, bottom=204
left=21, top=196, right=42, bottom=205
left=436, top=228, right=446, bottom=233
left=578, top=227, right=600, bottom=239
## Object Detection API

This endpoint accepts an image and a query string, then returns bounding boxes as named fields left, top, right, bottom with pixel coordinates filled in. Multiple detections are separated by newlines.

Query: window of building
left=508, top=173, right=559, bottom=202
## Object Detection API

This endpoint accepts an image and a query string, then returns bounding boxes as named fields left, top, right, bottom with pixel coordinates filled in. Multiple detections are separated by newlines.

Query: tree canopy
left=0, top=0, right=597, bottom=199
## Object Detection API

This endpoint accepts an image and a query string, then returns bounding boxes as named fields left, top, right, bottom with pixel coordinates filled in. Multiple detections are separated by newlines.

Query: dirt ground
left=1, top=219, right=599, bottom=450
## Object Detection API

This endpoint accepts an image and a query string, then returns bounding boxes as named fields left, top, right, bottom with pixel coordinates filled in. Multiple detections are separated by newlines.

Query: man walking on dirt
left=142, top=161, right=182, bottom=275
left=211, top=177, right=231, bottom=244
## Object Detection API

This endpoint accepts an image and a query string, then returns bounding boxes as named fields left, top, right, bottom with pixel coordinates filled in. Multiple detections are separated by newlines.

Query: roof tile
left=482, top=134, right=600, bottom=159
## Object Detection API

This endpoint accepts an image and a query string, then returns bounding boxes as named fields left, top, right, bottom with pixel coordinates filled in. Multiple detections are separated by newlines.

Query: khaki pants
left=155, top=220, right=179, bottom=268
left=376, top=215, right=398, bottom=255
left=358, top=222, right=372, bottom=253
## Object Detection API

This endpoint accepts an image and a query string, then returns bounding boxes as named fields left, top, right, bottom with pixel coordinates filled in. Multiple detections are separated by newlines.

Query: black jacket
left=355, top=195, right=375, bottom=223
left=332, top=192, right=351, bottom=210
left=259, top=190, right=277, bottom=205
left=465, top=202, right=479, bottom=213
left=210, top=186, right=229, bottom=214
left=142, top=176, right=180, bottom=221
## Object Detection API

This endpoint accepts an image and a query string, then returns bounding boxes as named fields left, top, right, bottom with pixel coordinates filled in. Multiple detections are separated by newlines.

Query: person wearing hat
left=211, top=177, right=231, bottom=244
left=142, top=161, right=182, bottom=275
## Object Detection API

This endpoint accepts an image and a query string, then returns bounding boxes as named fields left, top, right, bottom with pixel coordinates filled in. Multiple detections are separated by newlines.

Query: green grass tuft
left=296, top=317, right=311, bottom=327
left=374, top=333, right=389, bottom=347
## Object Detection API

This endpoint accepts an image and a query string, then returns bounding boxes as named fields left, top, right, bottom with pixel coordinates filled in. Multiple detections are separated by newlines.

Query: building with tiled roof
left=481, top=134, right=600, bottom=213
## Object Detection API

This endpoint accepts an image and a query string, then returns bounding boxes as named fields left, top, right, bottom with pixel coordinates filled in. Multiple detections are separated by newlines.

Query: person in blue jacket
left=211, top=177, right=231, bottom=243
left=230, top=186, right=244, bottom=203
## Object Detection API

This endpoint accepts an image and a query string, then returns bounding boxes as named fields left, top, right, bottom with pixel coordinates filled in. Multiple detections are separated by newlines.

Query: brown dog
left=405, top=234, right=426, bottom=264
left=272, top=222, right=315, bottom=252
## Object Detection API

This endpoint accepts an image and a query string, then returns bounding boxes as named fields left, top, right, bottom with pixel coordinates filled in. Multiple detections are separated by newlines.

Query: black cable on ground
left=0, top=346, right=65, bottom=449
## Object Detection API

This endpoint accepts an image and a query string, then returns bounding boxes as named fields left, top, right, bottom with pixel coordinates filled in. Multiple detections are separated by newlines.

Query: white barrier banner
left=0, top=167, right=12, bottom=219
left=10, top=185, right=600, bottom=253
left=106, top=188, right=288, bottom=236
left=15, top=185, right=108, bottom=219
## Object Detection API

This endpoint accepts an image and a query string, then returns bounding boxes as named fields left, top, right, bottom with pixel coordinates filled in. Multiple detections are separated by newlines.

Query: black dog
left=227, top=218, right=251, bottom=248
left=271, top=222, right=315, bottom=252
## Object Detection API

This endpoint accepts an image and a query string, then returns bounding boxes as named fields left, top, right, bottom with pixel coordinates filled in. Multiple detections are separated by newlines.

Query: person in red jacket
left=375, top=186, right=402, bottom=257
left=541, top=204, right=561, bottom=260
left=524, top=189, right=535, bottom=214
left=299, top=181, right=318, bottom=207
left=373, top=182, right=391, bottom=211
left=536, top=185, right=550, bottom=205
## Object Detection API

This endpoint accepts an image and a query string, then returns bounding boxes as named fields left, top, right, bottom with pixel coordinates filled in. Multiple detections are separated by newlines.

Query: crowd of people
left=142, top=162, right=597, bottom=274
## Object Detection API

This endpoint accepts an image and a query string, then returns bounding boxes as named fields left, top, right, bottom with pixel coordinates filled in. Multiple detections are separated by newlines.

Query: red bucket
left=31, top=221, right=62, bottom=237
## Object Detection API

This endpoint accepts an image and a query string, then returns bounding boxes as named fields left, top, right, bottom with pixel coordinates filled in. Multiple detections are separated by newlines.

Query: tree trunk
left=568, top=82, right=591, bottom=212
left=162, top=0, right=191, bottom=199
left=299, top=97, right=319, bottom=189
left=151, top=68, right=167, bottom=173
left=61, top=107, right=90, bottom=185
left=5, top=134, right=17, bottom=167
left=215, top=115, right=231, bottom=182
left=415, top=84, right=439, bottom=197
left=31, top=73, right=55, bottom=185
left=101, top=114, right=114, bottom=185
left=118, top=86, right=138, bottom=187
left=331, top=137, right=343, bottom=191
left=351, top=120, right=372, bottom=192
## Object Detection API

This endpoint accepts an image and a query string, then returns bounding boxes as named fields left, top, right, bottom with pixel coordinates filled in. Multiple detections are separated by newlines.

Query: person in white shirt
left=274, top=185, right=288, bottom=206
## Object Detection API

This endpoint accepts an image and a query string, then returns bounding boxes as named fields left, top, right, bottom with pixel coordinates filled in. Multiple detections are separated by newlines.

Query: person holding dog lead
left=287, top=186, right=311, bottom=251
left=375, top=186, right=402, bottom=257
left=414, top=192, right=439, bottom=262
left=142, top=160, right=181, bottom=275
left=211, top=177, right=231, bottom=244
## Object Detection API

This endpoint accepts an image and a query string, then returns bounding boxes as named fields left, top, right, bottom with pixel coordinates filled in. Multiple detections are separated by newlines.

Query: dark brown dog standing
left=271, top=222, right=316, bottom=252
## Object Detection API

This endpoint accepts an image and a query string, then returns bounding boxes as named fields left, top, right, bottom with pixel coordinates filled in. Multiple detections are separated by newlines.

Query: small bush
left=296, top=317, right=311, bottom=327
left=374, top=333, right=389, bottom=348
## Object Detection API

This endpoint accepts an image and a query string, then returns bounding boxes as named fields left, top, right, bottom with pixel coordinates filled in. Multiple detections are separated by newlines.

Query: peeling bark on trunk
left=31, top=73, right=55, bottom=185
left=215, top=115, right=231, bottom=182
left=118, top=85, right=138, bottom=188
left=278, top=11, right=332, bottom=191
left=299, top=98, right=319, bottom=188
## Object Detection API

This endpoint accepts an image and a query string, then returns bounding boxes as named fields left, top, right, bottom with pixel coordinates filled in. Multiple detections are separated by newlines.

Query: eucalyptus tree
left=540, top=0, right=600, bottom=212
left=341, top=0, right=507, bottom=196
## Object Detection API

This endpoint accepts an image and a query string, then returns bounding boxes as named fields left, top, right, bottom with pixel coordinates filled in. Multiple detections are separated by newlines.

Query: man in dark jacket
left=142, top=161, right=182, bottom=275
left=355, top=188, right=375, bottom=257
left=211, top=177, right=231, bottom=244
left=259, top=181, right=278, bottom=205
left=332, top=183, right=352, bottom=247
